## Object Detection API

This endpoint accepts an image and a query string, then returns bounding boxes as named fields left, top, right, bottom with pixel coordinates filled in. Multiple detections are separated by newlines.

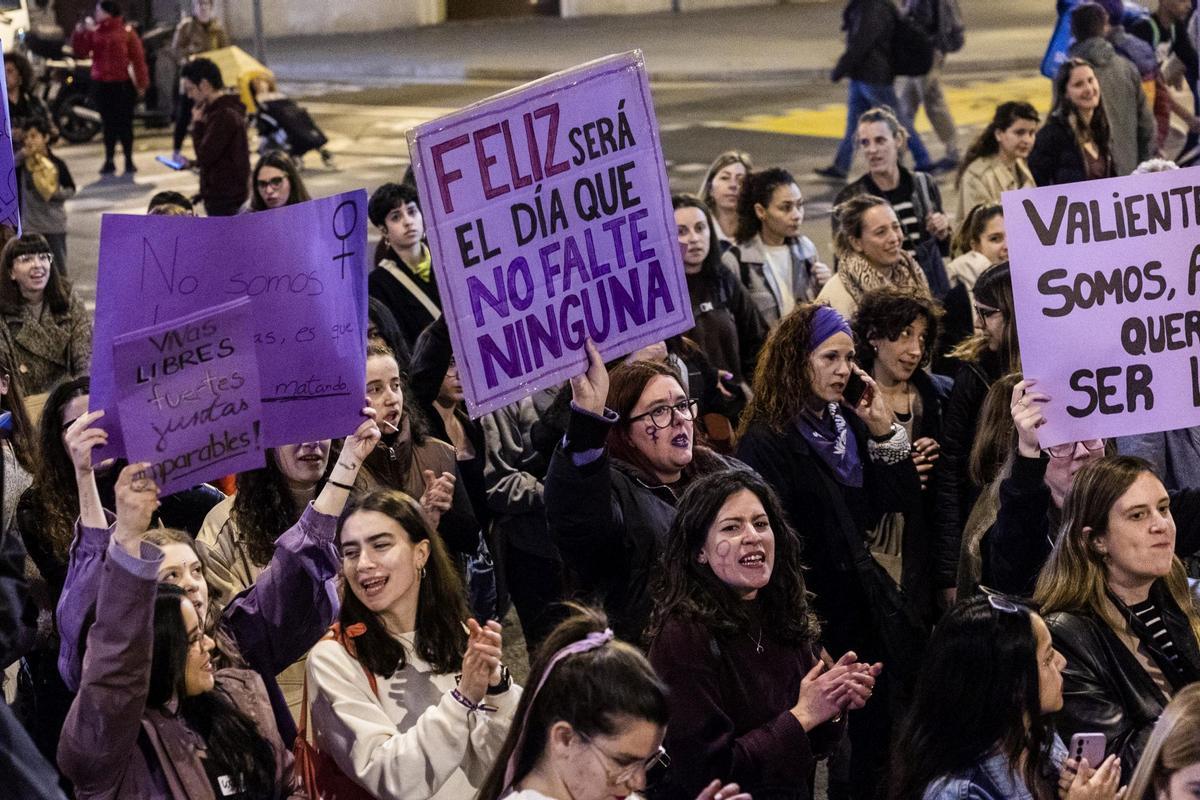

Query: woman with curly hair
left=852, top=288, right=948, bottom=618
left=647, top=469, right=879, bottom=799
left=734, top=303, right=922, bottom=797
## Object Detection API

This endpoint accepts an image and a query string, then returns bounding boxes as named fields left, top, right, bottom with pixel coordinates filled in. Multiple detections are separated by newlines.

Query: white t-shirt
left=762, top=243, right=796, bottom=318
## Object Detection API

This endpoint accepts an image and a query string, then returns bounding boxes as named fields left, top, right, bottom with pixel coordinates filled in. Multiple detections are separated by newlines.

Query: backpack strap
left=297, top=623, right=379, bottom=744
left=378, top=258, right=441, bottom=320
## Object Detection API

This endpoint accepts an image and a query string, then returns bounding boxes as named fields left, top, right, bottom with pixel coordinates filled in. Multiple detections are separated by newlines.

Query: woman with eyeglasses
left=248, top=150, right=312, bottom=212
left=1035, top=456, right=1200, bottom=780
left=735, top=303, right=921, bottom=798
left=698, top=150, right=753, bottom=249
left=931, top=262, right=1019, bottom=609
left=306, top=488, right=520, bottom=799
left=544, top=340, right=738, bottom=643
left=647, top=469, right=878, bottom=799
left=0, top=234, right=91, bottom=397
left=478, top=603, right=749, bottom=800
left=733, top=168, right=831, bottom=328
left=972, top=377, right=1109, bottom=596
left=1124, top=684, right=1200, bottom=800
left=891, top=594, right=1122, bottom=800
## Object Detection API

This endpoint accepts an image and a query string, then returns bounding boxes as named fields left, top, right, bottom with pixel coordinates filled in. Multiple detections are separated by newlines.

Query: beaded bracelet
left=450, top=688, right=498, bottom=713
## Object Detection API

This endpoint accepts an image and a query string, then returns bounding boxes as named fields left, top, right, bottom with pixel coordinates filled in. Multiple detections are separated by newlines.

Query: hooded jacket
left=1067, top=36, right=1155, bottom=176
left=192, top=92, right=250, bottom=210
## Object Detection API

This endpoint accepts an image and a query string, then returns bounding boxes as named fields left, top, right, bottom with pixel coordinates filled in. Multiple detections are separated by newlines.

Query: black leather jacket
left=1046, top=584, right=1200, bottom=782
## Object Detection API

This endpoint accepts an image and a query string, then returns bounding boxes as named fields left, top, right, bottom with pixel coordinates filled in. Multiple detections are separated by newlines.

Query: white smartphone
left=1069, top=732, right=1106, bottom=767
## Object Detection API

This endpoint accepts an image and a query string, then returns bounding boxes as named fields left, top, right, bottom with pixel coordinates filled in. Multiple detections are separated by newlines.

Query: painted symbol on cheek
left=645, top=424, right=659, bottom=442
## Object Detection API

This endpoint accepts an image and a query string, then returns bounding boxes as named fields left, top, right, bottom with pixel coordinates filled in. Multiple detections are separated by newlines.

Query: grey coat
left=1068, top=36, right=1155, bottom=176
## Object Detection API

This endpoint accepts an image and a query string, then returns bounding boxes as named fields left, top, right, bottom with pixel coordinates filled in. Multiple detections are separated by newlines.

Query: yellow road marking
left=716, top=74, right=1053, bottom=138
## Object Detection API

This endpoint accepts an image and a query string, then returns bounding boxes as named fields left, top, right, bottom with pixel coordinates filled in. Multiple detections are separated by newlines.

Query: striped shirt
left=1129, top=598, right=1182, bottom=669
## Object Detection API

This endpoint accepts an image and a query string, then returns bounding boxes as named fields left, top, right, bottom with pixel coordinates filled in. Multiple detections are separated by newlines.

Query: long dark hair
left=230, top=440, right=338, bottom=568
left=739, top=303, right=821, bottom=433
left=476, top=604, right=670, bottom=799
left=0, top=234, right=72, bottom=314
left=0, top=350, right=35, bottom=471
left=29, top=375, right=89, bottom=561
left=948, top=261, right=1020, bottom=370
left=336, top=489, right=468, bottom=677
left=1052, top=58, right=1111, bottom=152
left=149, top=585, right=277, bottom=797
left=649, top=469, right=819, bottom=645
left=672, top=193, right=724, bottom=283
left=957, top=102, right=1040, bottom=185
left=734, top=167, right=798, bottom=244
left=890, top=596, right=1058, bottom=800
left=249, top=150, right=311, bottom=211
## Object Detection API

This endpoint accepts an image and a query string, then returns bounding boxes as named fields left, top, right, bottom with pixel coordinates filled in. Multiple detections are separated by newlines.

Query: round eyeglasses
left=627, top=399, right=698, bottom=429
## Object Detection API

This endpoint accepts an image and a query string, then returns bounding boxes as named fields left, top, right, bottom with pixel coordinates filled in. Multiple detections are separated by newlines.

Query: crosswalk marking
left=710, top=74, right=1053, bottom=139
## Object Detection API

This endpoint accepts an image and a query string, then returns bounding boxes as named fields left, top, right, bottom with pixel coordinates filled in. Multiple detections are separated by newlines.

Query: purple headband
left=502, top=628, right=615, bottom=790
left=809, top=305, right=853, bottom=351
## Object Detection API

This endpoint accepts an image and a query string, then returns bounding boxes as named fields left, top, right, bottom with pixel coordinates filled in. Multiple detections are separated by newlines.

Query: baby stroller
left=250, top=75, right=335, bottom=169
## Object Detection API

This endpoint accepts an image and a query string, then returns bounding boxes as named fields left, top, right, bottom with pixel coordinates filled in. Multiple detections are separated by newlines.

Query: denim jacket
left=922, top=737, right=1067, bottom=800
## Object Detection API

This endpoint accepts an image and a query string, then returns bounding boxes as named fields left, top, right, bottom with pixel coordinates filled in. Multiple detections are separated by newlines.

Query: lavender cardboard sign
left=0, top=47, right=20, bottom=234
left=1002, top=169, right=1200, bottom=446
left=91, top=190, right=367, bottom=460
left=408, top=51, right=693, bottom=417
left=114, top=298, right=263, bottom=495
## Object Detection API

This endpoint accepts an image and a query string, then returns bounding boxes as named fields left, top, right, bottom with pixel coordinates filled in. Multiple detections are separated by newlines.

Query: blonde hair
left=1125, top=684, right=1200, bottom=800
left=1034, top=457, right=1200, bottom=649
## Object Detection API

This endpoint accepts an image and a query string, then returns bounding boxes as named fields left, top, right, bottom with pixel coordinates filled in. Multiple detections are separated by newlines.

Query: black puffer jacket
left=544, top=405, right=739, bottom=644
left=1047, top=585, right=1200, bottom=783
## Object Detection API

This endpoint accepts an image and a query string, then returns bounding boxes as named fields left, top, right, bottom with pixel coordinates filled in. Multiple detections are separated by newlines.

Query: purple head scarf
left=809, top=305, right=853, bottom=351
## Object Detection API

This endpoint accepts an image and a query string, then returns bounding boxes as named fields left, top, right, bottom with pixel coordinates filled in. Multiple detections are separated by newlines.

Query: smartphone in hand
left=156, top=155, right=187, bottom=171
left=1069, top=732, right=1106, bottom=768
left=843, top=371, right=868, bottom=407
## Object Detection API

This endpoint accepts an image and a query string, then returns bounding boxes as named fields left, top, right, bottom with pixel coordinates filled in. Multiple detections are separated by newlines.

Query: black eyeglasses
left=1046, top=440, right=1104, bottom=458
left=627, top=399, right=698, bottom=429
left=256, top=175, right=287, bottom=192
left=974, top=303, right=1002, bottom=320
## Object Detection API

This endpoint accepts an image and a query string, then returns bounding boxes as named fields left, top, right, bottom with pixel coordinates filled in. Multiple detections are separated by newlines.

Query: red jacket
left=71, top=16, right=149, bottom=90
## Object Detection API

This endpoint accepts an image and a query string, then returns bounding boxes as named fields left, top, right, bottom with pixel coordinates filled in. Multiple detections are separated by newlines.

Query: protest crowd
left=3, top=0, right=1200, bottom=799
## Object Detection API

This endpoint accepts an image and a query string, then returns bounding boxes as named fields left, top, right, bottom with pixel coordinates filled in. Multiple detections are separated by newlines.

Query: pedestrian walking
left=70, top=1, right=149, bottom=176
left=170, top=0, right=230, bottom=164
left=178, top=57, right=250, bottom=216
left=819, top=0, right=935, bottom=180
left=895, top=0, right=965, bottom=172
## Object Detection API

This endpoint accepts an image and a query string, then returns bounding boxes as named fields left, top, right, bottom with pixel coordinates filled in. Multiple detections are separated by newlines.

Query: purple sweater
left=56, top=503, right=341, bottom=741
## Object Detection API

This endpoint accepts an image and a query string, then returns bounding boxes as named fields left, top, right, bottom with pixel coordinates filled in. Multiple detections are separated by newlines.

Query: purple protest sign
left=1002, top=169, right=1200, bottom=446
left=114, top=298, right=263, bottom=496
left=91, top=190, right=367, bottom=461
left=0, top=47, right=20, bottom=234
left=408, top=51, right=693, bottom=417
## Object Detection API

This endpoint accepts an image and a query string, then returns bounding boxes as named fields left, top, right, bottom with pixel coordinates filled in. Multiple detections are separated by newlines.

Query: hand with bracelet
left=314, top=408, right=381, bottom=516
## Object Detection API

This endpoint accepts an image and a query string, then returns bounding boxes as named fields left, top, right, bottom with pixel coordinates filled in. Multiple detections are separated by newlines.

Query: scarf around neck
left=796, top=403, right=863, bottom=487
left=835, top=249, right=929, bottom=307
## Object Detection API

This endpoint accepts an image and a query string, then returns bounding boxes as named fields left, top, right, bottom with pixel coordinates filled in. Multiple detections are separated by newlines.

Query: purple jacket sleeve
left=56, top=511, right=117, bottom=692
left=217, top=502, right=340, bottom=676
left=57, top=538, right=161, bottom=797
